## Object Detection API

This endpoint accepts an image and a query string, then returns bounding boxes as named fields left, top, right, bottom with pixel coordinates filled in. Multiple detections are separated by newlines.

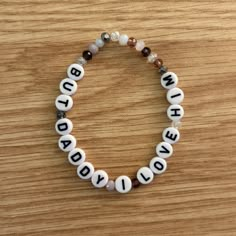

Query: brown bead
left=132, top=178, right=140, bottom=188
left=127, top=37, right=137, bottom=47
left=154, top=58, right=163, bottom=68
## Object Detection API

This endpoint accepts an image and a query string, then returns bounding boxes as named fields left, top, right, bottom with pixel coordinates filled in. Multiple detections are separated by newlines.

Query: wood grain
left=0, top=1, right=236, bottom=235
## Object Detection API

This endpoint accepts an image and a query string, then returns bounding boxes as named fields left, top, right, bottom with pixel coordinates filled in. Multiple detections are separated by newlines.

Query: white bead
left=77, top=162, right=94, bottom=180
left=59, top=78, right=77, bottom=96
left=119, top=34, right=129, bottom=46
left=135, top=40, right=145, bottom=51
left=162, top=127, right=180, bottom=144
left=111, top=31, right=120, bottom=42
left=156, top=142, right=173, bottom=158
left=161, top=72, right=178, bottom=90
left=58, top=134, right=76, bottom=152
left=55, top=118, right=73, bottom=135
left=95, top=38, right=104, bottom=48
left=67, top=63, right=84, bottom=81
left=68, top=148, right=86, bottom=166
left=171, top=120, right=182, bottom=129
left=55, top=94, right=73, bottom=111
left=91, top=170, right=109, bottom=188
left=149, top=157, right=167, bottom=174
left=77, top=57, right=87, bottom=66
left=137, top=167, right=154, bottom=184
left=167, top=87, right=184, bottom=104
left=147, top=53, right=157, bottom=63
left=167, top=104, right=184, bottom=121
left=115, top=175, right=132, bottom=193
left=88, top=43, right=99, bottom=55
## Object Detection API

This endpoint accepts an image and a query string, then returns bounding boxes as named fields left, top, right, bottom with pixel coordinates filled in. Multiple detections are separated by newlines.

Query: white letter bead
left=119, top=34, right=129, bottom=46
left=167, top=87, right=184, bottom=104
left=156, top=142, right=173, bottom=158
left=161, top=72, right=178, bottom=90
left=149, top=157, right=167, bottom=174
left=68, top=148, right=86, bottom=166
left=67, top=63, right=84, bottom=81
left=167, top=104, right=184, bottom=121
left=115, top=175, right=132, bottom=193
left=55, top=118, right=73, bottom=135
left=59, top=78, right=78, bottom=96
left=77, top=162, right=94, bottom=180
left=91, top=170, right=109, bottom=188
left=137, top=167, right=154, bottom=184
left=55, top=94, right=73, bottom=111
left=58, top=134, right=76, bottom=152
left=162, top=127, right=180, bottom=144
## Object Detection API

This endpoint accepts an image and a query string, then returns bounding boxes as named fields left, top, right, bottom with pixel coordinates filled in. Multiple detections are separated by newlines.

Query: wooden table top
left=1, top=1, right=236, bottom=235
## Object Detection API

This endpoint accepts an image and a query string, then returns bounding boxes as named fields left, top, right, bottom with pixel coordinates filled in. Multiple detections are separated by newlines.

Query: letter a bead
left=58, top=134, right=76, bottom=152
left=67, top=63, right=84, bottom=81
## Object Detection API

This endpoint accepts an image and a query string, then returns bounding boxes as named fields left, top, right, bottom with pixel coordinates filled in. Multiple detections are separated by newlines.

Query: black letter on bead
left=170, top=108, right=181, bottom=117
left=163, top=74, right=175, bottom=87
left=63, top=81, right=74, bottom=92
left=171, top=93, right=181, bottom=99
left=140, top=173, right=151, bottom=182
left=71, top=67, right=81, bottom=77
left=71, top=152, right=82, bottom=162
left=122, top=179, right=125, bottom=190
left=154, top=161, right=164, bottom=171
left=160, top=145, right=170, bottom=153
left=79, top=166, right=90, bottom=177
left=58, top=99, right=69, bottom=107
left=60, top=140, right=72, bottom=149
left=57, top=123, right=68, bottom=132
left=165, top=131, right=177, bottom=142
left=96, top=175, right=105, bottom=185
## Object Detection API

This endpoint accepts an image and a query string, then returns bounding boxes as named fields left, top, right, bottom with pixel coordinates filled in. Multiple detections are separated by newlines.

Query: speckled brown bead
left=154, top=58, right=163, bottom=68
left=127, top=37, right=137, bottom=47
left=132, top=178, right=140, bottom=188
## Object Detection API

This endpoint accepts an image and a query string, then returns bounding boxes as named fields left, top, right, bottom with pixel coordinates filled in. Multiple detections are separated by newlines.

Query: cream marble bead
left=68, top=148, right=86, bottom=166
left=156, top=142, right=173, bottom=158
left=115, top=175, right=132, bottom=193
left=58, top=134, right=76, bottom=152
left=111, top=31, right=120, bottom=42
left=55, top=118, right=73, bottom=136
left=77, top=162, right=94, bottom=180
left=149, top=157, right=167, bottom=174
left=59, top=78, right=77, bottom=96
left=167, top=104, right=184, bottom=121
left=55, top=94, right=73, bottom=111
left=106, top=180, right=115, bottom=191
left=88, top=43, right=99, bottom=55
left=135, top=40, right=145, bottom=51
left=167, top=87, right=184, bottom=104
left=67, top=63, right=84, bottom=81
left=119, top=34, right=129, bottom=46
left=137, top=167, right=154, bottom=184
left=161, top=72, right=178, bottom=90
left=95, top=38, right=104, bottom=48
left=91, top=170, right=109, bottom=188
left=147, top=53, right=157, bottom=63
left=162, top=127, right=180, bottom=144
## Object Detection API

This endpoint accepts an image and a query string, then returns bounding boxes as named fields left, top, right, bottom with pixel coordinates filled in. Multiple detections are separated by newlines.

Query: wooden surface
left=1, top=1, right=236, bottom=235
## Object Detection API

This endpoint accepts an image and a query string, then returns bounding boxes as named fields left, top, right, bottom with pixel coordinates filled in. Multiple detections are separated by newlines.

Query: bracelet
left=55, top=31, right=184, bottom=194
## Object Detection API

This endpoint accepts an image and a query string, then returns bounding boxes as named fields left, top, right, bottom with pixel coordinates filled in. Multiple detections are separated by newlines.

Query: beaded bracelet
left=55, top=31, right=184, bottom=194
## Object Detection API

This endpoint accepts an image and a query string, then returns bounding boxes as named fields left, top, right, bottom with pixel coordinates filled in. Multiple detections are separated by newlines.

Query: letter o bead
left=60, top=78, right=78, bottom=96
left=58, top=134, right=76, bottom=152
left=55, top=94, right=73, bottom=111
left=137, top=167, right=154, bottom=184
left=68, top=148, right=86, bottom=166
left=91, top=170, right=109, bottom=188
left=161, top=72, right=178, bottom=90
left=115, top=176, right=132, bottom=193
left=77, top=162, right=94, bottom=180
left=156, top=142, right=173, bottom=158
left=162, top=127, right=180, bottom=144
left=67, top=63, right=84, bottom=81
left=149, top=157, right=167, bottom=174
left=55, top=118, right=73, bottom=135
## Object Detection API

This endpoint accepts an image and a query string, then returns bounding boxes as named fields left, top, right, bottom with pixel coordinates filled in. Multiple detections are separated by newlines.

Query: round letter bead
left=137, top=167, right=154, bottom=185
left=161, top=72, right=178, bottom=90
left=68, top=148, right=86, bottom=166
left=95, top=38, right=105, bottom=48
left=162, top=127, right=180, bottom=144
left=59, top=78, right=78, bottom=96
left=91, top=170, right=109, bottom=188
left=67, top=63, right=84, bottom=81
left=77, top=162, right=94, bottom=180
left=55, top=118, right=73, bottom=136
left=149, top=157, right=167, bottom=174
left=167, top=87, right=184, bottom=104
left=135, top=40, right=145, bottom=51
left=115, top=176, right=132, bottom=193
left=58, top=134, right=76, bottom=152
left=55, top=94, right=73, bottom=111
left=167, top=104, right=184, bottom=121
left=156, top=142, right=173, bottom=158
left=119, top=34, right=129, bottom=46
